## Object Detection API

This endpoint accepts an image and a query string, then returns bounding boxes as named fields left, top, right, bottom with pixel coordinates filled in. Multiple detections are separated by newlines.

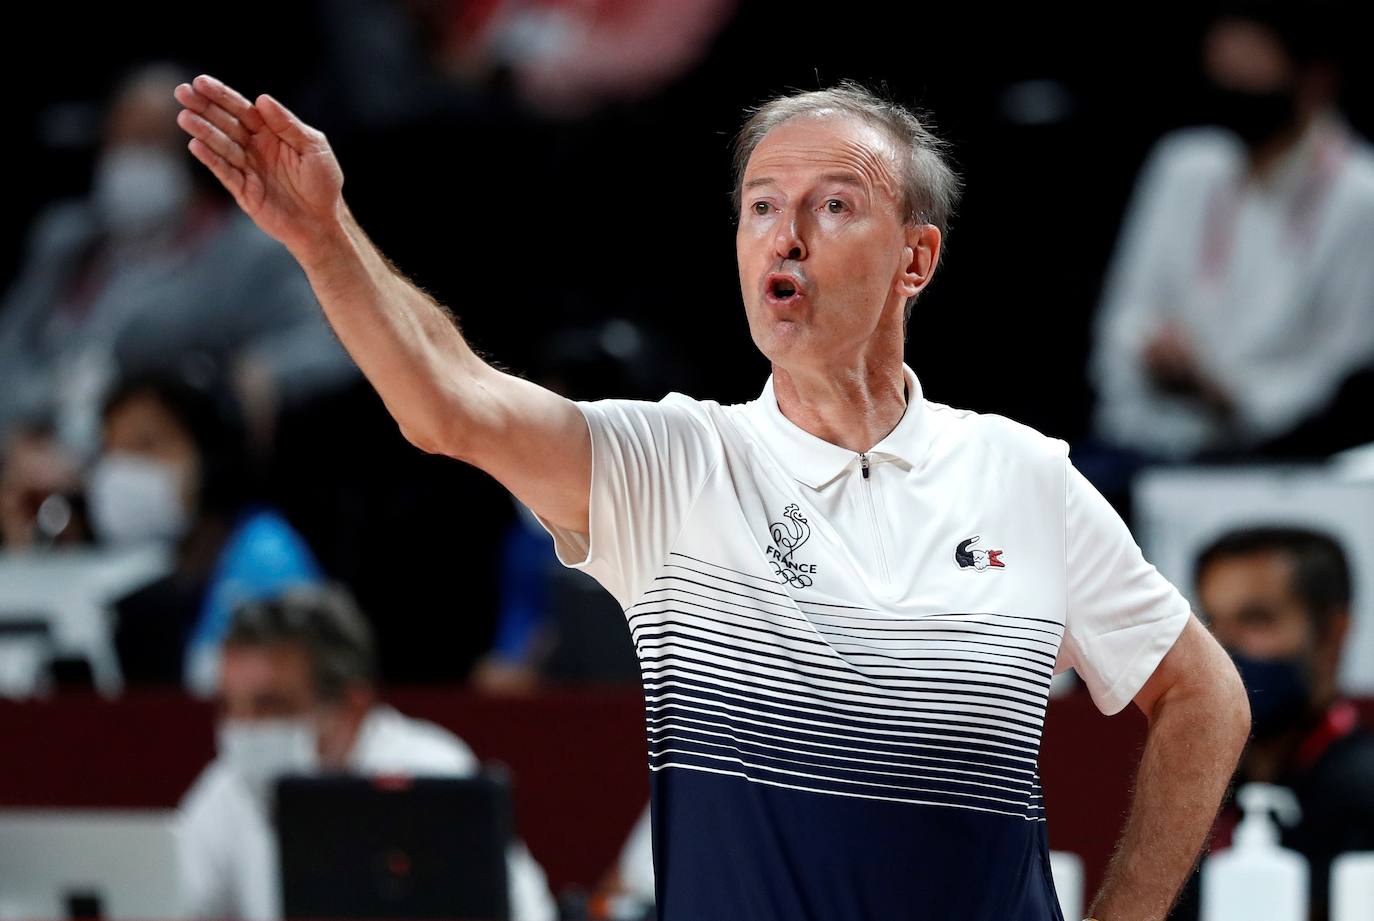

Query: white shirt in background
left=1091, top=112, right=1374, bottom=459
left=176, top=704, right=557, bottom=921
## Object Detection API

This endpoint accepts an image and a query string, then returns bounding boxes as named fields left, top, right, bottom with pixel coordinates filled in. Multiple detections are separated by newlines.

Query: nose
left=772, top=212, right=807, bottom=262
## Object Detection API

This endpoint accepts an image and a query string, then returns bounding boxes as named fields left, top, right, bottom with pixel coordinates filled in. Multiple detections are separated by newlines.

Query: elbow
left=398, top=418, right=449, bottom=456
left=392, top=366, right=488, bottom=461
left=393, top=390, right=473, bottom=459
left=398, top=413, right=472, bottom=460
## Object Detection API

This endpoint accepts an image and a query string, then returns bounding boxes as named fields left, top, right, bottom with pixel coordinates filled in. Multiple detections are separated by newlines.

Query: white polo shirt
left=539, top=362, right=1191, bottom=921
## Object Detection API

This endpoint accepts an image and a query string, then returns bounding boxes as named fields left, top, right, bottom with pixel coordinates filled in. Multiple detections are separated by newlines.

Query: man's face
left=1204, top=19, right=1295, bottom=94
left=105, top=76, right=183, bottom=151
left=217, top=642, right=318, bottom=723
left=103, top=392, right=201, bottom=513
left=736, top=114, right=935, bottom=371
left=1199, top=550, right=1316, bottom=661
left=217, top=641, right=367, bottom=772
left=1197, top=548, right=1352, bottom=743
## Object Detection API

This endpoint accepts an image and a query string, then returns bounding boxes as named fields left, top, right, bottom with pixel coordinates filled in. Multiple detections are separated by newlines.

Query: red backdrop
left=4, top=689, right=1372, bottom=899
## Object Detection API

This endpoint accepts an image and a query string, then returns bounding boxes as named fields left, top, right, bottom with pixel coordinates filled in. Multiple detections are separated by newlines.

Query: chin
left=750, top=322, right=819, bottom=367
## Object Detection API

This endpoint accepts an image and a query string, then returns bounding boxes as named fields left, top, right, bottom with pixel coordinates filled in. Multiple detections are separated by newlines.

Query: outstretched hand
left=174, top=74, right=345, bottom=255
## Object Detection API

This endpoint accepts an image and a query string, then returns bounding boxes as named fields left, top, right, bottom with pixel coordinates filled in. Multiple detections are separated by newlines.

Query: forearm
left=1088, top=685, right=1249, bottom=921
left=292, top=200, right=485, bottom=453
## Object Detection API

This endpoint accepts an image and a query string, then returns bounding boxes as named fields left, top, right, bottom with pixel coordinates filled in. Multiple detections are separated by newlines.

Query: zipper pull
left=860, top=453, right=870, bottom=479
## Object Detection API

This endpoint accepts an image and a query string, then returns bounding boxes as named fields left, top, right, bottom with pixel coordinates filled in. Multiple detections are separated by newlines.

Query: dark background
left=4, top=0, right=1370, bottom=681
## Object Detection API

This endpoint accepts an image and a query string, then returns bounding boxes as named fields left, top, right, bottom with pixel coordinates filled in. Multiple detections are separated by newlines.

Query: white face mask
left=92, top=145, right=191, bottom=236
left=217, top=717, right=321, bottom=802
left=86, top=452, right=191, bottom=546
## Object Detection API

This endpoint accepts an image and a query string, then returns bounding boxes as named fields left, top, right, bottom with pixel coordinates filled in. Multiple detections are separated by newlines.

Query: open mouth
left=765, top=274, right=804, bottom=304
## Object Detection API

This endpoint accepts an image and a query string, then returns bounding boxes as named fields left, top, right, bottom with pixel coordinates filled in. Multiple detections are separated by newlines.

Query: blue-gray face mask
left=1226, top=648, right=1313, bottom=740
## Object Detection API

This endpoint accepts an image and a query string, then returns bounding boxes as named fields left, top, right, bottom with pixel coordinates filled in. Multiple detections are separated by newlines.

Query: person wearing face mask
left=176, top=584, right=558, bottom=921
left=99, top=362, right=323, bottom=691
left=1084, top=2, right=1374, bottom=508
left=0, top=60, right=356, bottom=517
left=1167, top=525, right=1374, bottom=921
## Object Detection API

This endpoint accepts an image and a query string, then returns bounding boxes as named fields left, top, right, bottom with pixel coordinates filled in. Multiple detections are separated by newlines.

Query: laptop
left=275, top=773, right=513, bottom=920
left=0, top=809, right=180, bottom=920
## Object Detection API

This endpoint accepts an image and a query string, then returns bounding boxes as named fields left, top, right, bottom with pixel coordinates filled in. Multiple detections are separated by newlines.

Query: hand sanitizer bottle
left=1330, top=851, right=1374, bottom=921
left=1200, top=783, right=1308, bottom=921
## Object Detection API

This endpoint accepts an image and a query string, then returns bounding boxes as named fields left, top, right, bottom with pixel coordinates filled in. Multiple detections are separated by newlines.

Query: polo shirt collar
left=745, top=362, right=930, bottom=489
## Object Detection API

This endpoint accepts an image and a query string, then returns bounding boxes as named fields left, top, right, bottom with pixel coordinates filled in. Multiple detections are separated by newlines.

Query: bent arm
left=175, top=76, right=589, bottom=534
left=1087, top=616, right=1251, bottom=921
left=295, top=206, right=589, bottom=533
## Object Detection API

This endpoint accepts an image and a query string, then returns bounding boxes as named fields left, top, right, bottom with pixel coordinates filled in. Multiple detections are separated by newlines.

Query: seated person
left=0, top=62, right=355, bottom=463
left=92, top=362, right=322, bottom=691
left=471, top=497, right=638, bottom=694
left=1170, top=525, right=1374, bottom=921
left=1087, top=4, right=1374, bottom=498
left=177, top=583, right=557, bottom=921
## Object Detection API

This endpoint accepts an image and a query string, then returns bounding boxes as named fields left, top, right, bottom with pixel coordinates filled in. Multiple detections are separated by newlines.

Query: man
left=174, top=75, right=1250, bottom=920
left=0, top=64, right=356, bottom=461
left=1170, top=526, right=1374, bottom=921
left=177, top=584, right=557, bottom=921
left=1089, top=5, right=1374, bottom=473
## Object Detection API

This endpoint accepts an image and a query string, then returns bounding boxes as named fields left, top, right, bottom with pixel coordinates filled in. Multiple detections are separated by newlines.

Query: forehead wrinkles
left=747, top=116, right=904, bottom=211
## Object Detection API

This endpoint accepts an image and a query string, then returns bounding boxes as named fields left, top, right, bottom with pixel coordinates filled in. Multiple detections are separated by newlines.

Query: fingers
left=190, top=74, right=264, bottom=133
left=177, top=108, right=248, bottom=170
left=174, top=83, right=253, bottom=149
left=254, top=93, right=319, bottom=154
left=187, top=137, right=246, bottom=199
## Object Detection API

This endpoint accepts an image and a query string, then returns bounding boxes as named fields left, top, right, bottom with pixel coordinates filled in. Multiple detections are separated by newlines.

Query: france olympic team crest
left=955, top=535, right=1005, bottom=572
left=766, top=503, right=818, bottom=588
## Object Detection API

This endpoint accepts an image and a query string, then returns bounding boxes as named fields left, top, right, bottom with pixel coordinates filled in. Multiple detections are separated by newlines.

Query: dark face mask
left=1226, top=648, right=1314, bottom=740
left=1209, top=84, right=1298, bottom=148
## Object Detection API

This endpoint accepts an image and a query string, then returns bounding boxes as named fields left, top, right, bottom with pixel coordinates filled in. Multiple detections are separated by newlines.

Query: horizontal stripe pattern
left=632, top=553, right=1059, bottom=821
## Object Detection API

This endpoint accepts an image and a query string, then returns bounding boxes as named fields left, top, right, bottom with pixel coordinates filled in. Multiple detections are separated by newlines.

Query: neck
left=1240, top=696, right=1332, bottom=782
left=1245, top=110, right=1318, bottom=180
left=322, top=700, right=374, bottom=770
left=772, top=354, right=907, bottom=453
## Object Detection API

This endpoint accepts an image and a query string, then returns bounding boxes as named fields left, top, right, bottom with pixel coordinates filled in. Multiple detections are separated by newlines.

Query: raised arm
left=173, top=75, right=589, bottom=534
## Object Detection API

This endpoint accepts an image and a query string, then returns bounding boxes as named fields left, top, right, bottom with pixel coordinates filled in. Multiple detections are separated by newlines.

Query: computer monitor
left=275, top=772, right=513, bottom=921
left=0, top=809, right=180, bottom=920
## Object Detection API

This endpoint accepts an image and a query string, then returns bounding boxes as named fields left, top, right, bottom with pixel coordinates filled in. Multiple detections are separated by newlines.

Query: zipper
left=858, top=453, right=890, bottom=583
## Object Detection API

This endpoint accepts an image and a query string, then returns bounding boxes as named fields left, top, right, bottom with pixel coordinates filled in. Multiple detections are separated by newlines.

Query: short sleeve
left=1057, top=442, right=1191, bottom=715
left=533, top=394, right=721, bottom=610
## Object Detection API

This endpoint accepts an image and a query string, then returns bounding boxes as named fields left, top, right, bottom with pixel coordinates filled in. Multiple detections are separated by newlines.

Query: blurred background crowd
left=2, top=1, right=1373, bottom=920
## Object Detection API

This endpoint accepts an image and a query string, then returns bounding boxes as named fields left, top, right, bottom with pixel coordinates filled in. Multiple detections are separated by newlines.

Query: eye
left=825, top=199, right=846, bottom=213
left=752, top=201, right=771, bottom=215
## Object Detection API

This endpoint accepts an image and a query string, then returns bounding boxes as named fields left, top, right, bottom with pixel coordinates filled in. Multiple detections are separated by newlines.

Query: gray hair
left=224, top=583, right=377, bottom=700
left=730, top=81, right=963, bottom=322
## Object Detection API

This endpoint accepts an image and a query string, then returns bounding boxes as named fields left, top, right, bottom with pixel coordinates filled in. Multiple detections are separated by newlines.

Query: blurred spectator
left=471, top=323, right=658, bottom=695
left=0, top=426, right=84, bottom=549
left=0, top=61, right=355, bottom=464
left=97, top=362, right=322, bottom=691
left=177, top=584, right=557, bottom=921
left=471, top=496, right=637, bottom=694
left=438, top=0, right=736, bottom=117
left=1170, top=525, right=1374, bottom=921
left=1087, top=3, right=1374, bottom=498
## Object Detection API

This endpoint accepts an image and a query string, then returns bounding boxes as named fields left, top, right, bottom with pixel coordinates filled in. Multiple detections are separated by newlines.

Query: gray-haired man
left=175, top=76, right=1250, bottom=921
left=176, top=585, right=556, bottom=921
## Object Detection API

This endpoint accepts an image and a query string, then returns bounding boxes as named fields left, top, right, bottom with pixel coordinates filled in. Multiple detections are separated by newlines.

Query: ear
left=897, top=223, right=942, bottom=301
